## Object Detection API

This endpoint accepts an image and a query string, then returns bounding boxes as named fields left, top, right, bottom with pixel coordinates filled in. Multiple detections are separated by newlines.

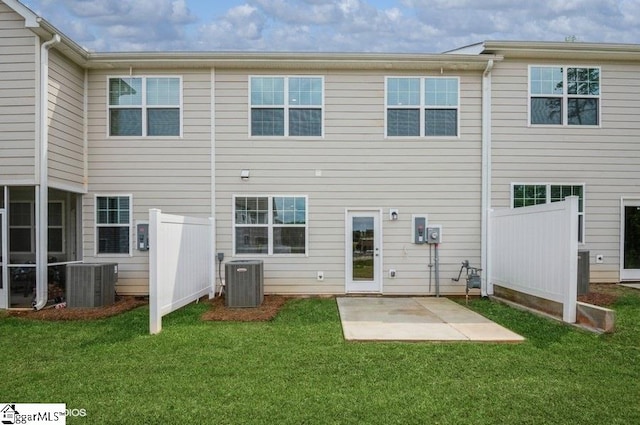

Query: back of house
left=1, top=0, right=639, bottom=309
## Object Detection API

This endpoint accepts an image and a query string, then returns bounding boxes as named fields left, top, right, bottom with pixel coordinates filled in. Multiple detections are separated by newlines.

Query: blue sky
left=19, top=0, right=640, bottom=53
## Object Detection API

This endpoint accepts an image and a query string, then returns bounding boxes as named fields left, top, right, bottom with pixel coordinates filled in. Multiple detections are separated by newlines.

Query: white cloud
left=397, top=0, right=640, bottom=50
left=20, top=0, right=640, bottom=52
left=198, top=5, right=267, bottom=50
left=197, top=0, right=440, bottom=52
left=26, top=0, right=198, bottom=51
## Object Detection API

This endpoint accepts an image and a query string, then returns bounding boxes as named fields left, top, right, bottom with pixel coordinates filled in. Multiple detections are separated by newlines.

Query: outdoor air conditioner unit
left=225, top=260, right=264, bottom=307
left=577, top=250, right=590, bottom=296
left=66, top=263, right=118, bottom=307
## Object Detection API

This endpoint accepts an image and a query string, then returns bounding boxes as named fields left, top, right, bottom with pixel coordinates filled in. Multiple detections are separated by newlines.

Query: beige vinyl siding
left=491, top=59, right=640, bottom=283
left=0, top=2, right=36, bottom=183
left=83, top=68, right=212, bottom=295
left=48, top=49, right=85, bottom=191
left=216, top=70, right=483, bottom=295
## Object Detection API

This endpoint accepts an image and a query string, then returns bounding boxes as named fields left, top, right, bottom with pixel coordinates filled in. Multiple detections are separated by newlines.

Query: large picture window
left=96, top=196, right=131, bottom=255
left=109, top=76, right=181, bottom=137
left=512, top=183, right=585, bottom=243
left=250, top=76, right=323, bottom=137
left=386, top=77, right=459, bottom=137
left=529, top=66, right=600, bottom=126
left=234, top=195, right=307, bottom=255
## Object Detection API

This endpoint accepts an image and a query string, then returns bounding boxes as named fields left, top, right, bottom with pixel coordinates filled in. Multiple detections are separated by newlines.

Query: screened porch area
left=0, top=186, right=82, bottom=308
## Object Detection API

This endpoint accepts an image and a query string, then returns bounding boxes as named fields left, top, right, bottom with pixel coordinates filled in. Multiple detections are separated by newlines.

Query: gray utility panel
left=225, top=260, right=264, bottom=308
left=66, top=263, right=118, bottom=307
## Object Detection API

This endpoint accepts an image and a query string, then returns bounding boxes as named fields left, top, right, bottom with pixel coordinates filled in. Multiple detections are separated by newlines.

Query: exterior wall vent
left=225, top=260, right=264, bottom=307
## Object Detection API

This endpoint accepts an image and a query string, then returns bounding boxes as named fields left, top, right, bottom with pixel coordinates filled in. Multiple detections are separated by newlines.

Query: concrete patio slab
left=620, top=283, right=640, bottom=290
left=337, top=297, right=524, bottom=343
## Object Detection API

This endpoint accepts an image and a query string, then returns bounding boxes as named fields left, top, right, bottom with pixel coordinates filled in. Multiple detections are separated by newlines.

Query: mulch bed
left=4, top=295, right=290, bottom=322
left=577, top=283, right=623, bottom=307
left=7, top=296, right=147, bottom=321
left=5, top=283, right=626, bottom=322
left=201, top=295, right=289, bottom=322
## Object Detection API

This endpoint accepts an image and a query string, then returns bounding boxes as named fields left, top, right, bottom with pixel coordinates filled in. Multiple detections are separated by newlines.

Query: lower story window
left=512, top=183, right=585, bottom=242
left=234, top=195, right=307, bottom=255
left=96, top=195, right=131, bottom=254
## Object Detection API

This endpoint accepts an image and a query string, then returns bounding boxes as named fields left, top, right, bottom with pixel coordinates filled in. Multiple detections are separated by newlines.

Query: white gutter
left=34, top=33, right=61, bottom=311
left=480, top=59, right=494, bottom=298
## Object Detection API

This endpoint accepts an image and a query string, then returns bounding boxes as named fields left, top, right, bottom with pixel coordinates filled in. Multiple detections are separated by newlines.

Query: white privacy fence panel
left=150, top=209, right=214, bottom=334
left=489, top=197, right=578, bottom=322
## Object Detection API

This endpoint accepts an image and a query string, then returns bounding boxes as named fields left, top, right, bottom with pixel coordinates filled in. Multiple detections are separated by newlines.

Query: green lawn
left=1, top=289, right=639, bottom=424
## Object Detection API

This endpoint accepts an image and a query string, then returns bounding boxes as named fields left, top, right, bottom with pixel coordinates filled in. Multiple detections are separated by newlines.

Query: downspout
left=34, top=33, right=61, bottom=310
left=210, top=67, right=217, bottom=298
left=480, top=59, right=494, bottom=298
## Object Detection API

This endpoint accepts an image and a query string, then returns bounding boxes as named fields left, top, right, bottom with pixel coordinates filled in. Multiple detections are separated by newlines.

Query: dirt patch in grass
left=7, top=296, right=147, bottom=321
left=201, top=295, right=289, bottom=322
left=578, top=283, right=626, bottom=307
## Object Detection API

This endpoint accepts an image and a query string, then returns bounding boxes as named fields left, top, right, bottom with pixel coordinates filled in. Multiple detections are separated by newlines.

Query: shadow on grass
left=465, top=297, right=574, bottom=348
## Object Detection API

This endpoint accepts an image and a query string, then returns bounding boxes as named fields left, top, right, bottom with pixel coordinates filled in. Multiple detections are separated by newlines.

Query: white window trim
left=94, top=194, right=133, bottom=257
left=107, top=75, right=183, bottom=138
left=232, top=194, right=309, bottom=257
left=384, top=76, right=460, bottom=138
left=510, top=182, right=586, bottom=244
left=528, top=65, right=601, bottom=128
left=248, top=76, right=325, bottom=139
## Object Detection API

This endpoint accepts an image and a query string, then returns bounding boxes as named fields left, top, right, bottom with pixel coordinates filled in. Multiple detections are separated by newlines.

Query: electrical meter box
left=137, top=223, right=149, bottom=251
left=412, top=216, right=427, bottom=244
left=426, top=225, right=442, bottom=244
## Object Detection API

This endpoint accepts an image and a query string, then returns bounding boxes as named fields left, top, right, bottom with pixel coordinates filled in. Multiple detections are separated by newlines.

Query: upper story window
left=108, top=77, right=182, bottom=137
left=386, top=77, right=459, bottom=137
left=512, top=183, right=585, bottom=243
left=529, top=66, right=600, bottom=126
left=250, top=76, right=323, bottom=137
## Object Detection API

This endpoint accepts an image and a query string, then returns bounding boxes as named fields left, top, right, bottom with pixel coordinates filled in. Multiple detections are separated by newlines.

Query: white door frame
left=0, top=208, right=7, bottom=309
left=345, top=209, right=383, bottom=293
left=620, top=197, right=640, bottom=281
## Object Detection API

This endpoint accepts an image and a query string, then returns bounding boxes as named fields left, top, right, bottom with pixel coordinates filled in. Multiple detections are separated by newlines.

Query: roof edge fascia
left=84, top=51, right=503, bottom=70
left=4, top=0, right=89, bottom=64
left=35, top=17, right=90, bottom=64
left=3, top=0, right=38, bottom=27
left=482, top=40, right=640, bottom=59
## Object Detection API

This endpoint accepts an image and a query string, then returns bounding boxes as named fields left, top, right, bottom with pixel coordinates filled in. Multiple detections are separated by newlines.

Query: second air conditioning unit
left=225, top=260, right=264, bottom=307
left=66, top=263, right=118, bottom=307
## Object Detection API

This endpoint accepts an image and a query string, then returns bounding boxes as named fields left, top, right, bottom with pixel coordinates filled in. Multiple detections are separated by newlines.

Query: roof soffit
left=83, top=52, right=502, bottom=71
left=482, top=41, right=640, bottom=62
